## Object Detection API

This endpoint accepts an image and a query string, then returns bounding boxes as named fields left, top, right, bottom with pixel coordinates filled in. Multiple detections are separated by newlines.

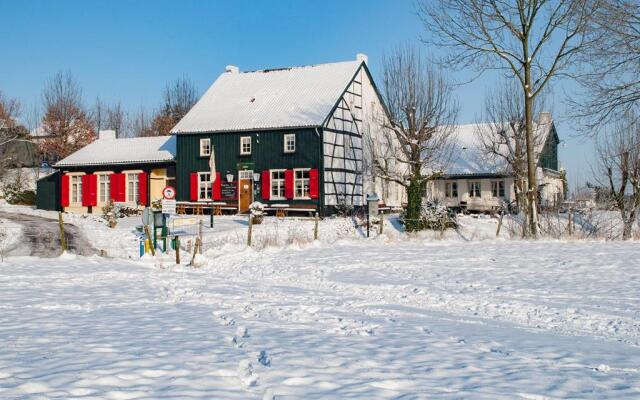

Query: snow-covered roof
left=171, top=60, right=364, bottom=134
left=55, top=135, right=176, bottom=167
left=444, top=115, right=555, bottom=176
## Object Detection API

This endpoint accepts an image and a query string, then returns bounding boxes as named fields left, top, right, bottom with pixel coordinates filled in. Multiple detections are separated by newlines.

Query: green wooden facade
left=538, top=127, right=559, bottom=171
left=35, top=171, right=60, bottom=211
left=175, top=128, right=324, bottom=208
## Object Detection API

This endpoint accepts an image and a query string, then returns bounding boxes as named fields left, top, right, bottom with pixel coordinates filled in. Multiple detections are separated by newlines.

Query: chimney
left=99, top=129, right=116, bottom=140
left=356, top=53, right=368, bottom=64
left=537, top=112, right=552, bottom=125
left=225, top=65, right=239, bottom=74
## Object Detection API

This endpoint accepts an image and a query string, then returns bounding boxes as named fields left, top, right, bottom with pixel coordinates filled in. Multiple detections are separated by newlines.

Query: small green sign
left=237, top=161, right=255, bottom=171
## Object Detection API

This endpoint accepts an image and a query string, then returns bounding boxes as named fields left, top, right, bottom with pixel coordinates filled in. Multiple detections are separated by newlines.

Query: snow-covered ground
left=1, top=214, right=639, bottom=398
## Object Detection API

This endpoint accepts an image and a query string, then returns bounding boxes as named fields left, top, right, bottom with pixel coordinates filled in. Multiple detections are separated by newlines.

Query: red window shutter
left=60, top=174, right=70, bottom=207
left=309, top=169, right=319, bottom=199
left=109, top=173, right=119, bottom=202
left=138, top=172, right=148, bottom=206
left=81, top=175, right=91, bottom=206
left=82, top=174, right=97, bottom=206
left=284, top=169, right=294, bottom=199
left=261, top=170, right=270, bottom=200
left=190, top=172, right=199, bottom=201
left=212, top=172, right=222, bottom=200
left=89, top=174, right=98, bottom=206
left=118, top=173, right=126, bottom=202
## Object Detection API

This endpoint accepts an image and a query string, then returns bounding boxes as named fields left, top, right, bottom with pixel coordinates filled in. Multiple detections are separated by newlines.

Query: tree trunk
left=405, top=176, right=424, bottom=232
left=524, top=75, right=539, bottom=238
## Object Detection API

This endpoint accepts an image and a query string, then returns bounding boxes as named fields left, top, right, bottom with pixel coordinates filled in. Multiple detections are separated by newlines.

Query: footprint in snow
left=238, top=359, right=258, bottom=388
left=230, top=335, right=245, bottom=348
left=236, top=326, right=249, bottom=338
left=258, top=350, right=271, bottom=367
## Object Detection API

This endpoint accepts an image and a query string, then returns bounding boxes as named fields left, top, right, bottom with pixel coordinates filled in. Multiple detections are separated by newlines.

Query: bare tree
left=366, top=45, right=458, bottom=231
left=150, top=77, right=198, bottom=136
left=0, top=91, right=25, bottom=146
left=597, top=113, right=640, bottom=240
left=595, top=111, right=640, bottom=239
left=92, top=98, right=127, bottom=137
left=570, top=0, right=640, bottom=129
left=475, top=80, right=548, bottom=235
left=39, top=71, right=95, bottom=161
left=418, top=0, right=596, bottom=237
left=129, top=106, right=155, bottom=137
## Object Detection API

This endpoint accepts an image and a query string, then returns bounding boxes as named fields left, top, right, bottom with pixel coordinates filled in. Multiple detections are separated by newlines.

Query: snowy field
left=1, top=212, right=640, bottom=399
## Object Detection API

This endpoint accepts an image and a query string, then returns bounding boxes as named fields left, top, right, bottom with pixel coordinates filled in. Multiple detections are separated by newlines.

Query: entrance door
left=238, top=171, right=253, bottom=213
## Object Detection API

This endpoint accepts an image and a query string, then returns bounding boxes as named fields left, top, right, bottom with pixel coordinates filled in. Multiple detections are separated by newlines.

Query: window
left=238, top=170, right=253, bottom=180
left=491, top=180, right=505, bottom=198
left=445, top=182, right=458, bottom=198
left=284, top=133, right=295, bottom=153
left=71, top=175, right=82, bottom=204
left=200, top=138, right=211, bottom=157
left=240, top=136, right=251, bottom=155
left=127, top=173, right=139, bottom=203
left=469, top=181, right=481, bottom=198
left=98, top=174, right=110, bottom=203
left=294, top=169, right=310, bottom=199
left=270, top=170, right=285, bottom=199
left=198, top=172, right=212, bottom=200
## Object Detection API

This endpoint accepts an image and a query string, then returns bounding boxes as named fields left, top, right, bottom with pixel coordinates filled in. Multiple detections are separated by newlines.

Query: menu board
left=221, top=181, right=237, bottom=200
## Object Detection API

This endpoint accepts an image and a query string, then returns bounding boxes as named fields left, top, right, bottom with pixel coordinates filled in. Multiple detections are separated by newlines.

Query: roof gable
left=171, top=60, right=364, bottom=134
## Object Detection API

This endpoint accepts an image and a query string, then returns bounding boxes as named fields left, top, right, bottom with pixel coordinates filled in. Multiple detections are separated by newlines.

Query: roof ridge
left=241, top=60, right=360, bottom=74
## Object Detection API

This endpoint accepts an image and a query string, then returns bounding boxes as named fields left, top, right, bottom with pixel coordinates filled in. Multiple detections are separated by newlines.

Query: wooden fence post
left=496, top=211, right=504, bottom=237
left=313, top=212, right=319, bottom=240
left=58, top=212, right=67, bottom=252
left=175, top=236, right=180, bottom=264
left=198, top=219, right=203, bottom=254
left=567, top=209, right=573, bottom=236
left=379, top=212, right=384, bottom=235
left=247, top=214, right=253, bottom=247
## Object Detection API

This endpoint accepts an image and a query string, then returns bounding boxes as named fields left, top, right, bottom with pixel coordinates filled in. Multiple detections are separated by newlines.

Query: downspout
left=315, top=126, right=324, bottom=217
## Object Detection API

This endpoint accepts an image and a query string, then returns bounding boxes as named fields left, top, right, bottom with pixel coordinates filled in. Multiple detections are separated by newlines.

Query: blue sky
left=0, top=0, right=593, bottom=186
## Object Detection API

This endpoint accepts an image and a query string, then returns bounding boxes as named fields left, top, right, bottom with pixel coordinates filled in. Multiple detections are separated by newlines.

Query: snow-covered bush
left=401, top=201, right=457, bottom=232
left=249, top=202, right=265, bottom=224
left=102, top=200, right=118, bottom=228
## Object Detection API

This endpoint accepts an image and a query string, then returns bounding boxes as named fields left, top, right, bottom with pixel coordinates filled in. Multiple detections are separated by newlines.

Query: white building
left=427, top=113, right=564, bottom=213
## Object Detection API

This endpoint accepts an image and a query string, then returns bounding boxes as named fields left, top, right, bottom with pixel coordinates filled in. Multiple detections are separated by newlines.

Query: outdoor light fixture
left=253, top=172, right=260, bottom=182
left=226, top=172, right=234, bottom=182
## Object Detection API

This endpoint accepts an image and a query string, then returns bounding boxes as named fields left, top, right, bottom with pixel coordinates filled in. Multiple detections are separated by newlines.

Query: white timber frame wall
left=322, top=66, right=365, bottom=207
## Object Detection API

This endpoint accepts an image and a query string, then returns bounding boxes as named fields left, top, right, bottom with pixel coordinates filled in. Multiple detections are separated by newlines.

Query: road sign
left=142, top=207, right=153, bottom=225
left=162, top=199, right=176, bottom=215
left=162, top=186, right=176, bottom=200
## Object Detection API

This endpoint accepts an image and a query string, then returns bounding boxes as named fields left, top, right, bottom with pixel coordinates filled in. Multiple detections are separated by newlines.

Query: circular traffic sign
left=162, top=186, right=176, bottom=200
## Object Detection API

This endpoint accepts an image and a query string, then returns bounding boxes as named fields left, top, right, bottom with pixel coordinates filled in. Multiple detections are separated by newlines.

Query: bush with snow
left=250, top=202, right=265, bottom=224
left=402, top=201, right=457, bottom=232
left=101, top=201, right=118, bottom=228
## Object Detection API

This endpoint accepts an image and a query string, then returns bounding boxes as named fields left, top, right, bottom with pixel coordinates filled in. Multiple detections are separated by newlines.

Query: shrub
left=250, top=202, right=265, bottom=224
left=102, top=200, right=118, bottom=228
left=401, top=200, right=458, bottom=232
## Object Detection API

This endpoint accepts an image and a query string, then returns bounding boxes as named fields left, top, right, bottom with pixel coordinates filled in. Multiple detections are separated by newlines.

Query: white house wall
left=428, top=177, right=516, bottom=212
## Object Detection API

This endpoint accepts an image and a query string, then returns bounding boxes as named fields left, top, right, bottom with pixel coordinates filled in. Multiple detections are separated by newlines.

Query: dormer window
left=284, top=133, right=295, bottom=153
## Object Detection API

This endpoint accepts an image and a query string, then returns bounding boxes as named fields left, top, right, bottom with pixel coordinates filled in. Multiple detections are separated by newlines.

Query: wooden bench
left=264, top=203, right=317, bottom=217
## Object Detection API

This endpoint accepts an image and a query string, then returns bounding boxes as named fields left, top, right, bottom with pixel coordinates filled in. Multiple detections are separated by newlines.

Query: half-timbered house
left=170, top=54, right=404, bottom=215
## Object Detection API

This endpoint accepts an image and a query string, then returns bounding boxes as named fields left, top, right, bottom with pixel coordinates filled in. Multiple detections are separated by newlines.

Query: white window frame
left=200, top=138, right=211, bottom=157
left=445, top=181, right=458, bottom=198
left=469, top=181, right=481, bottom=198
left=96, top=172, right=113, bottom=204
left=491, top=180, right=505, bottom=198
left=284, top=133, right=295, bottom=153
left=69, top=173, right=84, bottom=206
left=198, top=171, right=212, bottom=201
left=294, top=168, right=311, bottom=200
left=240, top=136, right=251, bottom=155
left=124, top=170, right=142, bottom=205
left=270, top=169, right=286, bottom=200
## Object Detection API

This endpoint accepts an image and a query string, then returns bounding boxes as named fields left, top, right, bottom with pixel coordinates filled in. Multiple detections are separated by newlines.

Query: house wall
left=175, top=129, right=321, bottom=207
left=429, top=177, right=516, bottom=212
left=53, top=162, right=174, bottom=214
left=538, top=170, right=564, bottom=208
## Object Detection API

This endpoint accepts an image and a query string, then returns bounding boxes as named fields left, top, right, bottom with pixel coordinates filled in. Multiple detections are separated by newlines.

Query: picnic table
left=210, top=202, right=227, bottom=216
